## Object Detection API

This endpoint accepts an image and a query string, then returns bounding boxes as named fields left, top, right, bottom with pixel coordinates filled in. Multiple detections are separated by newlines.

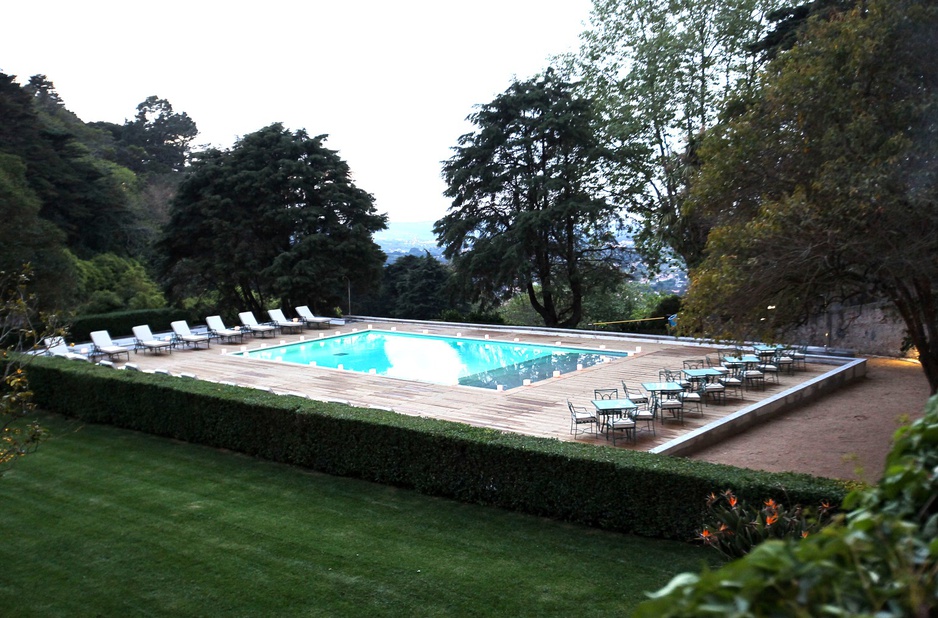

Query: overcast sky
left=2, top=1, right=593, bottom=223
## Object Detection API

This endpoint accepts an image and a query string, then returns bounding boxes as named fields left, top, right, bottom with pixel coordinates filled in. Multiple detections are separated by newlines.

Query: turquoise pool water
left=237, top=330, right=627, bottom=390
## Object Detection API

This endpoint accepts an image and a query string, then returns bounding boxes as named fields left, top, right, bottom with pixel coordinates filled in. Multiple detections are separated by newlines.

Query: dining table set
left=588, top=390, right=643, bottom=446
left=573, top=343, right=806, bottom=447
left=585, top=379, right=688, bottom=446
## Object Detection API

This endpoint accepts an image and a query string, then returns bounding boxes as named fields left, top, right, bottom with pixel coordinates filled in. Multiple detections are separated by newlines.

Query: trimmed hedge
left=68, top=308, right=193, bottom=343
left=27, top=357, right=849, bottom=540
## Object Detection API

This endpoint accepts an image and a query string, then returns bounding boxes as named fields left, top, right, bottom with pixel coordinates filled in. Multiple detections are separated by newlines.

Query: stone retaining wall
left=792, top=301, right=909, bottom=358
left=651, top=357, right=867, bottom=457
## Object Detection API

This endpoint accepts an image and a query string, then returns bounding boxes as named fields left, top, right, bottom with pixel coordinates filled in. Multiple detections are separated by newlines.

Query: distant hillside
left=374, top=221, right=443, bottom=262
left=373, top=220, right=687, bottom=293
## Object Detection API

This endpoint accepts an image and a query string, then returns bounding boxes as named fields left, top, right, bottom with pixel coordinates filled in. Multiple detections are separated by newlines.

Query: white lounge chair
left=89, top=330, right=131, bottom=361
left=41, top=336, right=66, bottom=355
left=170, top=320, right=211, bottom=349
left=132, top=324, right=173, bottom=355
left=295, top=305, right=332, bottom=329
left=42, top=336, right=88, bottom=361
left=267, top=308, right=304, bottom=334
left=238, top=311, right=277, bottom=337
left=205, top=315, right=244, bottom=344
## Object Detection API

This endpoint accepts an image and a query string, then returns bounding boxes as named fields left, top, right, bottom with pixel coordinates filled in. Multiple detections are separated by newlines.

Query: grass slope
left=0, top=414, right=715, bottom=616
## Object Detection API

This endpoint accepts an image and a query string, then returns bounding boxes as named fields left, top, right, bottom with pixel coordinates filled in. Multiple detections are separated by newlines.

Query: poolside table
left=723, top=355, right=767, bottom=390
left=277, top=320, right=306, bottom=335
left=641, top=382, right=685, bottom=422
left=592, top=398, right=638, bottom=443
left=752, top=344, right=783, bottom=362
left=722, top=355, right=761, bottom=369
left=682, top=367, right=723, bottom=387
left=683, top=367, right=731, bottom=404
left=592, top=398, right=637, bottom=432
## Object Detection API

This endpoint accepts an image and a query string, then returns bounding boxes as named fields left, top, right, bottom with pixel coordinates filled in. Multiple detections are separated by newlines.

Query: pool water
left=237, top=330, right=627, bottom=390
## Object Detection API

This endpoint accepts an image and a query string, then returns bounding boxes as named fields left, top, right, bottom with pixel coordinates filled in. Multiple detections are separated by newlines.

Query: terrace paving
left=99, top=320, right=834, bottom=452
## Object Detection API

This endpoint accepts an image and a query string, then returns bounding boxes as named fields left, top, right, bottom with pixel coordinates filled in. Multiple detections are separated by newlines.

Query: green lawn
left=0, top=414, right=716, bottom=617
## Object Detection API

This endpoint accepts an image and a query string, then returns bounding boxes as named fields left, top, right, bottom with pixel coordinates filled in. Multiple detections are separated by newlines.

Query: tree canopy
left=749, top=0, right=857, bottom=58
left=0, top=153, right=77, bottom=308
left=377, top=253, right=454, bottom=321
left=92, top=95, right=198, bottom=175
left=575, top=0, right=779, bottom=270
left=679, top=0, right=938, bottom=393
left=158, top=123, right=387, bottom=315
left=0, top=72, right=136, bottom=258
left=435, top=70, right=627, bottom=328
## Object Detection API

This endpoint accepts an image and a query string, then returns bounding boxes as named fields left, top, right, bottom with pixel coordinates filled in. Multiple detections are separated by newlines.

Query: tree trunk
left=892, top=278, right=938, bottom=395
left=920, top=346, right=938, bottom=396
left=527, top=241, right=561, bottom=327
left=527, top=280, right=559, bottom=328
left=559, top=216, right=583, bottom=329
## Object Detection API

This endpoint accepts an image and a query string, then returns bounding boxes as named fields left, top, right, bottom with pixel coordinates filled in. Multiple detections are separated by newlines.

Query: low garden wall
left=653, top=358, right=867, bottom=457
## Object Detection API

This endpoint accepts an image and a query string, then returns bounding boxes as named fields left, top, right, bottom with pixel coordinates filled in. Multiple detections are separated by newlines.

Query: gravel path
left=690, top=357, right=933, bottom=483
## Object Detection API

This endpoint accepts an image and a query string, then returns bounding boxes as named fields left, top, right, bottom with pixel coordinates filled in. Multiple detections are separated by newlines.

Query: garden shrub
left=74, top=253, right=166, bottom=314
left=26, top=356, right=849, bottom=541
left=635, top=395, right=938, bottom=616
left=697, top=489, right=834, bottom=560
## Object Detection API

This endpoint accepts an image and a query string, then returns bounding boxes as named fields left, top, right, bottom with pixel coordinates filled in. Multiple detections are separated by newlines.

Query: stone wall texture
left=793, top=301, right=911, bottom=358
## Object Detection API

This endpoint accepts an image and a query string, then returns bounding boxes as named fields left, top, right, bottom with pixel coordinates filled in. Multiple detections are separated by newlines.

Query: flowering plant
left=698, top=489, right=834, bottom=560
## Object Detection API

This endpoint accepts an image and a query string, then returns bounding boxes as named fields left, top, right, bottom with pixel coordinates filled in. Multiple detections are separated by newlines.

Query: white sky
left=1, top=1, right=593, bottom=223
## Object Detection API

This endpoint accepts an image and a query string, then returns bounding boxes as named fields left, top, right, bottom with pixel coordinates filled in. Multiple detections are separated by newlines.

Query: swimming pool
left=237, top=330, right=628, bottom=390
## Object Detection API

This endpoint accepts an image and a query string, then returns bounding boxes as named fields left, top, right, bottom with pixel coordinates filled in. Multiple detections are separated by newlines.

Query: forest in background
left=0, top=73, right=194, bottom=315
left=0, top=70, right=677, bottom=333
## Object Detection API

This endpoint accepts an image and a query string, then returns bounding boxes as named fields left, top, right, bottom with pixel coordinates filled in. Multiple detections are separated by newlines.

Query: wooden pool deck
left=103, top=320, right=834, bottom=452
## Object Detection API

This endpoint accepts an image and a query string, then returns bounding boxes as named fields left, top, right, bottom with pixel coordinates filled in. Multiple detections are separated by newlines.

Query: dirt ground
left=690, top=357, right=934, bottom=484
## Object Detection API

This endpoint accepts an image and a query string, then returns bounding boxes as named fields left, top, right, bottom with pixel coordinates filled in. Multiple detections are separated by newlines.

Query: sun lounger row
left=90, top=320, right=210, bottom=359
left=213, top=307, right=331, bottom=339
left=239, top=307, right=331, bottom=333
left=86, top=306, right=332, bottom=360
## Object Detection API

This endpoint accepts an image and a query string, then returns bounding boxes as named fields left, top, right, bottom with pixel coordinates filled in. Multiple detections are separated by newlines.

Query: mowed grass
left=0, top=414, right=715, bottom=617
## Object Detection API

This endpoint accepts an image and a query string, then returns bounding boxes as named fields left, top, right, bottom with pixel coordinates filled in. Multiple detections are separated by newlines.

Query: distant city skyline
left=1, top=0, right=592, bottom=223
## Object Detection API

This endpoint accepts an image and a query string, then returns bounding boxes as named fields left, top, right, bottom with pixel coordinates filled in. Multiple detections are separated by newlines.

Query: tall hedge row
left=68, top=308, right=193, bottom=343
left=27, top=357, right=849, bottom=541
